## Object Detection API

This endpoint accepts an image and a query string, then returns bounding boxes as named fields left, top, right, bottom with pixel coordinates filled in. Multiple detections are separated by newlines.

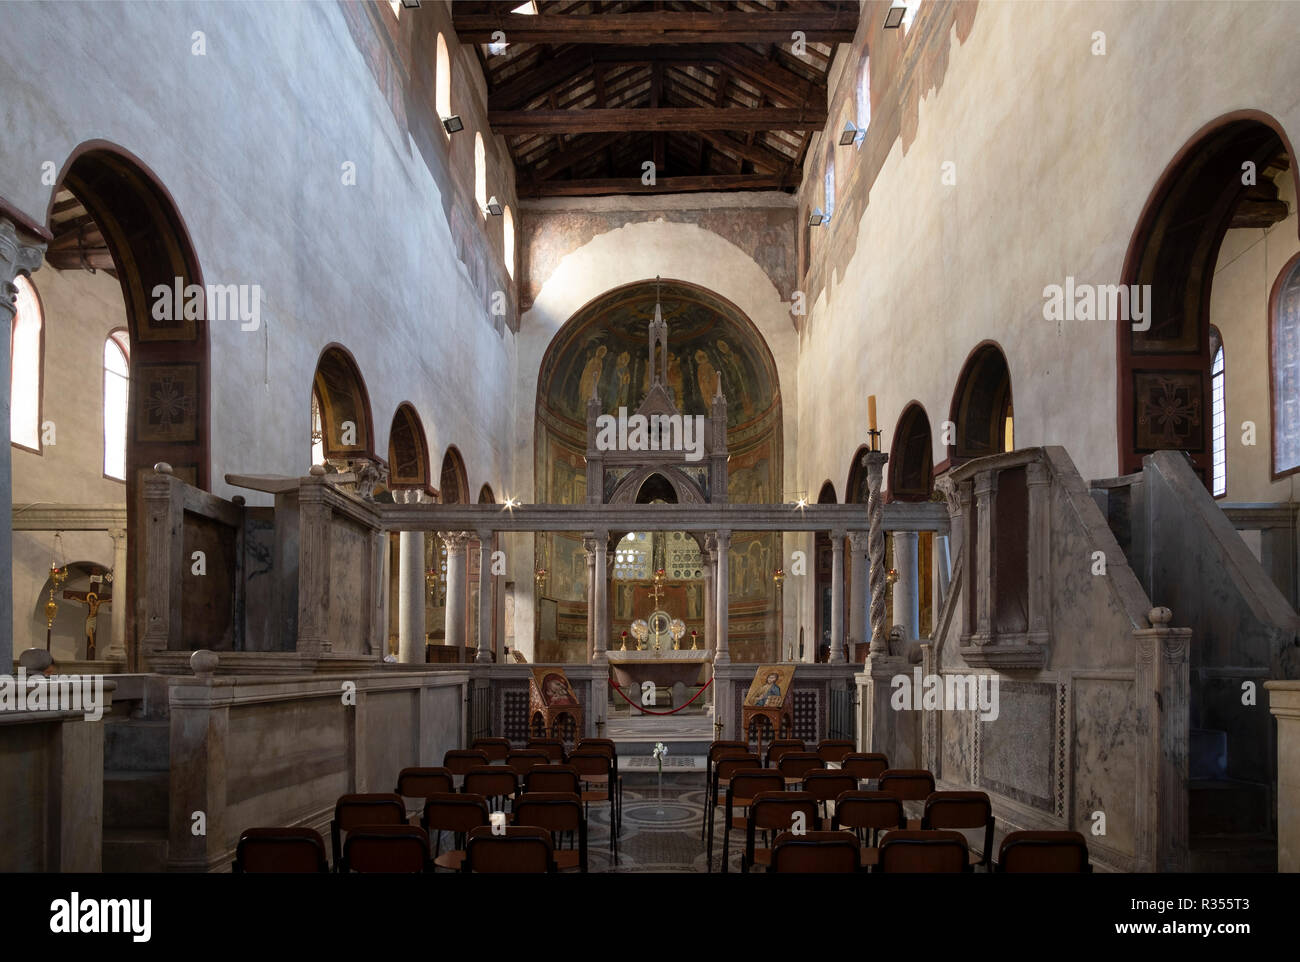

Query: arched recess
left=44, top=141, right=208, bottom=669
left=1269, top=252, right=1300, bottom=480
left=387, top=402, right=430, bottom=492
left=1118, top=111, right=1299, bottom=485
left=439, top=445, right=469, bottom=504
left=313, top=344, right=375, bottom=463
left=889, top=402, right=934, bottom=501
left=608, top=464, right=707, bottom=506
left=814, top=480, right=838, bottom=662
left=845, top=444, right=872, bottom=505
left=478, top=484, right=495, bottom=504
left=949, top=341, right=1013, bottom=464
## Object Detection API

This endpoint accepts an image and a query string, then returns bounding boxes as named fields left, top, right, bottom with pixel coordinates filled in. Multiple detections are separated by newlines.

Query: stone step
left=104, top=770, right=169, bottom=832
left=104, top=717, right=170, bottom=772
left=103, top=829, right=169, bottom=873
left=1188, top=833, right=1276, bottom=873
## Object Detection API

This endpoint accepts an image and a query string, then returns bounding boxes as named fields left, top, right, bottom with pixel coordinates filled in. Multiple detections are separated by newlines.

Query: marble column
left=584, top=536, right=597, bottom=661
left=848, top=532, right=869, bottom=658
left=593, top=533, right=609, bottom=659
left=1026, top=459, right=1051, bottom=647
left=891, top=530, right=920, bottom=641
left=714, top=530, right=730, bottom=665
left=439, top=531, right=470, bottom=657
left=862, top=451, right=889, bottom=656
left=829, top=530, right=846, bottom=663
left=107, top=527, right=129, bottom=662
left=702, top=535, right=717, bottom=653
left=398, top=529, right=426, bottom=665
left=476, top=529, right=494, bottom=663
left=971, top=472, right=998, bottom=646
left=0, top=218, right=47, bottom=671
left=933, top=534, right=951, bottom=627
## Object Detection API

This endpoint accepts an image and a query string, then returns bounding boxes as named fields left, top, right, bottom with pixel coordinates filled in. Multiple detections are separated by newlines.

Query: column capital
left=714, top=529, right=731, bottom=548
left=0, top=217, right=47, bottom=308
left=1025, top=459, right=1051, bottom=486
left=933, top=472, right=963, bottom=517
left=830, top=528, right=847, bottom=543
left=436, top=530, right=473, bottom=548
left=973, top=470, right=999, bottom=499
left=848, top=530, right=870, bottom=552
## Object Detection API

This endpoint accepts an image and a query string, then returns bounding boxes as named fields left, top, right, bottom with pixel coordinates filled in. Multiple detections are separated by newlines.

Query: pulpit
left=741, top=664, right=796, bottom=758
left=529, top=667, right=583, bottom=743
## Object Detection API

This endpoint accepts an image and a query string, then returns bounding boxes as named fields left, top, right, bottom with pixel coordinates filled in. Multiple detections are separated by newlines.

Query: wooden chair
left=777, top=751, right=825, bottom=786
left=341, top=825, right=432, bottom=873
left=524, top=764, right=582, bottom=795
left=719, top=770, right=785, bottom=873
left=701, top=741, right=748, bottom=839
left=463, top=825, right=556, bottom=873
left=420, top=792, right=490, bottom=872
left=768, top=831, right=861, bottom=873
left=506, top=749, right=550, bottom=780
left=840, top=752, right=889, bottom=782
left=879, top=768, right=936, bottom=826
left=763, top=739, right=805, bottom=768
left=743, top=791, right=821, bottom=872
left=922, top=791, right=995, bottom=868
left=832, top=790, right=906, bottom=866
left=462, top=766, right=519, bottom=813
left=512, top=792, right=587, bottom=872
left=800, top=770, right=858, bottom=826
left=394, top=768, right=455, bottom=817
left=233, top=827, right=329, bottom=873
left=816, top=739, right=856, bottom=764
left=576, top=738, right=623, bottom=824
left=706, top=753, right=761, bottom=866
left=996, top=831, right=1093, bottom=873
left=330, top=793, right=406, bottom=871
left=568, top=749, right=619, bottom=863
left=442, top=749, right=490, bottom=785
left=527, top=738, right=567, bottom=762
left=470, top=737, right=511, bottom=762
left=877, top=829, right=971, bottom=873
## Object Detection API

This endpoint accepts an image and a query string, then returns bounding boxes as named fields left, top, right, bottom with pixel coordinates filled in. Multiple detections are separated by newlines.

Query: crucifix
left=63, top=574, right=113, bottom=660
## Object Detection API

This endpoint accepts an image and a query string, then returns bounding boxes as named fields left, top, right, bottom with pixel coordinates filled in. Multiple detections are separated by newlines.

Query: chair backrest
left=997, top=831, right=1092, bottom=873
left=395, top=767, right=455, bottom=798
left=840, top=752, right=889, bottom=780
left=234, top=827, right=329, bottom=873
left=334, top=793, right=406, bottom=832
left=750, top=791, right=820, bottom=832
left=800, top=771, right=858, bottom=802
left=464, top=825, right=555, bottom=873
left=443, top=749, right=490, bottom=775
left=462, top=766, right=519, bottom=799
left=878, top=829, right=970, bottom=873
left=923, top=791, right=992, bottom=830
left=816, top=739, right=856, bottom=764
left=506, top=750, right=550, bottom=777
left=470, top=737, right=511, bottom=762
left=577, top=737, right=616, bottom=754
left=714, top=754, right=762, bottom=781
left=764, top=739, right=806, bottom=767
left=709, top=740, right=748, bottom=763
left=420, top=792, right=490, bottom=834
left=343, top=825, right=430, bottom=873
left=777, top=752, right=826, bottom=780
left=832, top=791, right=906, bottom=832
left=879, top=769, right=936, bottom=801
left=524, top=764, right=581, bottom=795
left=728, top=770, right=786, bottom=804
left=527, top=738, right=567, bottom=762
left=769, top=831, right=861, bottom=873
left=567, top=750, right=613, bottom=779
left=512, top=792, right=583, bottom=833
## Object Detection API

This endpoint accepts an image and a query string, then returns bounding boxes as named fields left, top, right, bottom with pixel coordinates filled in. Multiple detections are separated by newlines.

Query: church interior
left=3, top=0, right=1300, bottom=893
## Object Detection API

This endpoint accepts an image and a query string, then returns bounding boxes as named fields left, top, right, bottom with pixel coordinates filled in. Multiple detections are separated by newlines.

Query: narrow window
left=10, top=274, right=42, bottom=452
left=103, top=330, right=129, bottom=480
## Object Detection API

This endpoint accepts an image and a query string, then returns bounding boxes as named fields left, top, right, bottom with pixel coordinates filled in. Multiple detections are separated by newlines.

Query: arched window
left=902, top=0, right=924, bottom=32
left=10, top=274, right=43, bottom=452
left=1271, top=255, right=1300, bottom=478
left=856, top=55, right=871, bottom=132
left=503, top=205, right=516, bottom=280
left=103, top=330, right=129, bottom=480
left=824, top=156, right=835, bottom=222
left=475, top=132, right=488, bottom=216
left=436, top=33, right=452, bottom=134
left=1209, top=326, right=1226, bottom=496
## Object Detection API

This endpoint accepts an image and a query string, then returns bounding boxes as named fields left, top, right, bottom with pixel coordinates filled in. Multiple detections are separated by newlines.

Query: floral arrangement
left=652, top=741, right=669, bottom=773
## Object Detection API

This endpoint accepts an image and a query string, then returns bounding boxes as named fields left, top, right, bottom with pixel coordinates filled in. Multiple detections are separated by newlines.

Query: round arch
left=845, top=444, right=872, bottom=504
left=313, top=344, right=375, bottom=462
left=478, top=483, right=495, bottom=504
left=949, top=341, right=1013, bottom=464
left=1118, top=110, right=1299, bottom=482
left=817, top=480, right=838, bottom=503
left=440, top=446, right=469, bottom=504
left=889, top=402, right=934, bottom=501
left=387, top=402, right=430, bottom=492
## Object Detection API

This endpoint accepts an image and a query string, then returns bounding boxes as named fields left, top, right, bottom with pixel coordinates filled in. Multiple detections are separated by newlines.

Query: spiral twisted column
left=862, top=451, right=889, bottom=656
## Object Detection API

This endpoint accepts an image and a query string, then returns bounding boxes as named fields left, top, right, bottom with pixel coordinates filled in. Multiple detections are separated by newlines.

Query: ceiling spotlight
left=442, top=115, right=464, bottom=134
left=486, top=196, right=503, bottom=217
left=884, top=6, right=906, bottom=28
left=840, top=121, right=866, bottom=147
left=808, top=208, right=826, bottom=228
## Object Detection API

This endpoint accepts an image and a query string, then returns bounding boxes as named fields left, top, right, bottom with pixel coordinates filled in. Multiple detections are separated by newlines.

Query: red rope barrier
left=609, top=677, right=713, bottom=715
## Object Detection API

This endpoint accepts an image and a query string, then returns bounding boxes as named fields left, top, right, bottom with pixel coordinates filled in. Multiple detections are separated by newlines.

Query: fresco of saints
left=667, top=352, right=685, bottom=406
left=695, top=349, right=719, bottom=407
left=716, top=339, right=754, bottom=417
left=579, top=344, right=608, bottom=403
left=614, top=351, right=632, bottom=407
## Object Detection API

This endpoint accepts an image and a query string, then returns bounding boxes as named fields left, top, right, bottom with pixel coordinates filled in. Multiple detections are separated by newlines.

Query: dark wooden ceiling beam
left=531, top=132, right=625, bottom=180
left=489, top=47, right=595, bottom=109
left=453, top=11, right=857, bottom=45
left=489, top=106, right=825, bottom=134
left=520, top=172, right=801, bottom=197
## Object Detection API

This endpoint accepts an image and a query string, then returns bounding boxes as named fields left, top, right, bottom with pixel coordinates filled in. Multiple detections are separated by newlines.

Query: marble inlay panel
left=978, top=681, right=1054, bottom=810
left=1073, top=677, right=1137, bottom=852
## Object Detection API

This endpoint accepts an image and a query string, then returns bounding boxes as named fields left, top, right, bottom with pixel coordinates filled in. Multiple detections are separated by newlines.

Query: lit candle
left=868, top=395, right=878, bottom=432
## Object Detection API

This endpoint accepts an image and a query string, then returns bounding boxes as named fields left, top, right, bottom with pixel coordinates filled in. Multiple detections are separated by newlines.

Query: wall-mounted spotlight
left=401, top=0, right=421, bottom=8
left=808, top=208, right=827, bottom=227
left=884, top=6, right=906, bottom=28
left=486, top=196, right=503, bottom=217
left=839, top=121, right=866, bottom=147
left=442, top=115, right=464, bottom=134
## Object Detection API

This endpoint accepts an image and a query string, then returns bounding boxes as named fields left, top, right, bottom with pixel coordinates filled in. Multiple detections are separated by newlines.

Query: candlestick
left=867, top=394, right=877, bottom=432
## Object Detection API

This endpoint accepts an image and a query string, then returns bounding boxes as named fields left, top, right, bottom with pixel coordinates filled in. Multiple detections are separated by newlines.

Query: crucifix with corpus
left=63, top=571, right=113, bottom=661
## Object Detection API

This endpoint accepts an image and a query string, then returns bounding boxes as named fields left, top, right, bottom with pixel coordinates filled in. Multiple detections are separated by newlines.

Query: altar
left=606, top=648, right=713, bottom=690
